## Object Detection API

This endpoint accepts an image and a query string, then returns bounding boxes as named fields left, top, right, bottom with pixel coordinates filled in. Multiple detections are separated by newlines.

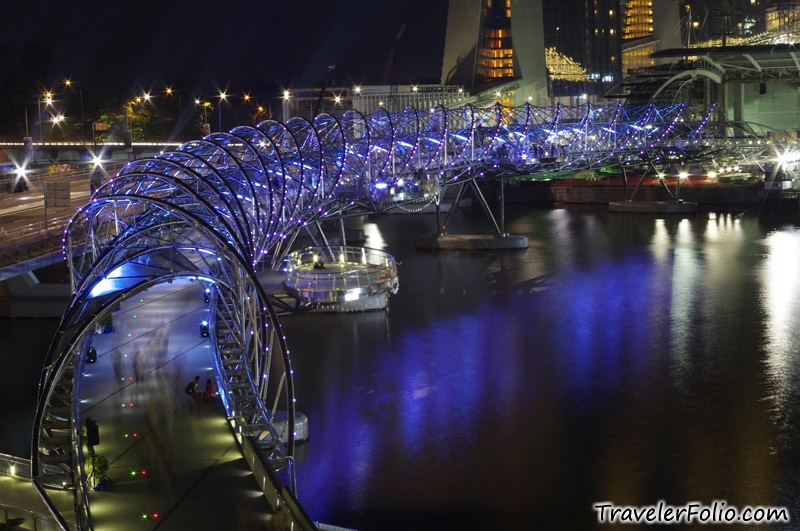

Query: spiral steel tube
left=31, top=101, right=787, bottom=529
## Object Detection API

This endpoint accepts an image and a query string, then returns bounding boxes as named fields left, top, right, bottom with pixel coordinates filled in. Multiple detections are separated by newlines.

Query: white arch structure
left=31, top=102, right=791, bottom=529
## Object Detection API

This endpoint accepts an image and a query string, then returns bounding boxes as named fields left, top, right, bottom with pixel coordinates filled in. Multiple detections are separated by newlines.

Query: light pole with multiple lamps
left=243, top=93, right=269, bottom=125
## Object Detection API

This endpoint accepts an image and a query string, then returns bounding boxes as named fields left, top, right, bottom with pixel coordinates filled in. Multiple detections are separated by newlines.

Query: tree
left=86, top=449, right=110, bottom=489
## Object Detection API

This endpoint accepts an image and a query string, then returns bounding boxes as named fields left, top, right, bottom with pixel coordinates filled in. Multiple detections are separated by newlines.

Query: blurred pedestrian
left=202, top=378, right=217, bottom=402
left=185, top=376, right=201, bottom=399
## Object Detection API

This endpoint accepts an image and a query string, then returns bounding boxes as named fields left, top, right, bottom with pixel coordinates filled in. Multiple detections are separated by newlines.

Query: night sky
left=1, top=0, right=449, bottom=97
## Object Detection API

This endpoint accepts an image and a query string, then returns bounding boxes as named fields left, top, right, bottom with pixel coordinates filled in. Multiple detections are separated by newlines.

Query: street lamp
left=195, top=99, right=211, bottom=136
left=217, top=91, right=227, bottom=132
left=282, top=90, right=291, bottom=122
left=37, top=91, right=54, bottom=144
left=165, top=86, right=183, bottom=135
left=253, top=105, right=268, bottom=124
left=166, top=87, right=182, bottom=111
left=64, top=79, right=84, bottom=142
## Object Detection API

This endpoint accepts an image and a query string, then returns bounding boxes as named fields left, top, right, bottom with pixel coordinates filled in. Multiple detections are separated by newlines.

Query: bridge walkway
left=1, top=281, right=281, bottom=530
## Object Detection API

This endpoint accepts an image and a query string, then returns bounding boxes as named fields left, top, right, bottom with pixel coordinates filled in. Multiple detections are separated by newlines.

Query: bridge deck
left=3, top=281, right=280, bottom=530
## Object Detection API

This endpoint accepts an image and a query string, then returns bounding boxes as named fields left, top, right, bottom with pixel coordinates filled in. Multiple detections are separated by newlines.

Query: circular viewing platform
left=283, top=246, right=399, bottom=311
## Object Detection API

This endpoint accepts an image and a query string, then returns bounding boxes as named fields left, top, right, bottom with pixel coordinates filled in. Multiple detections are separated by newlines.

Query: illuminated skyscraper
left=624, top=0, right=655, bottom=39
left=621, top=0, right=683, bottom=74
left=475, top=0, right=517, bottom=84
left=441, top=0, right=629, bottom=104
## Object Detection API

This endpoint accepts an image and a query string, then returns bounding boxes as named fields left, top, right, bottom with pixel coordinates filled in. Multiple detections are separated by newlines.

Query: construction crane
left=314, top=64, right=336, bottom=117
left=380, top=24, right=407, bottom=86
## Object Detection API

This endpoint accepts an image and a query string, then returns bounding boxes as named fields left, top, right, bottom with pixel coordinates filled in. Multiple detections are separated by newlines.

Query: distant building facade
left=765, top=1, right=800, bottom=33
left=682, top=0, right=766, bottom=44
left=281, top=0, right=800, bottom=134
left=621, top=0, right=683, bottom=74
left=441, top=0, right=683, bottom=105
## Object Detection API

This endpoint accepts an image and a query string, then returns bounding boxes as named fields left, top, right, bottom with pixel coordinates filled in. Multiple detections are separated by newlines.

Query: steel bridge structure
left=31, top=101, right=796, bottom=529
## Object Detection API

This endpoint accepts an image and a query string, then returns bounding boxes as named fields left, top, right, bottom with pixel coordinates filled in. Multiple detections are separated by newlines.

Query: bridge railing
left=0, top=219, right=70, bottom=270
left=0, top=453, right=77, bottom=531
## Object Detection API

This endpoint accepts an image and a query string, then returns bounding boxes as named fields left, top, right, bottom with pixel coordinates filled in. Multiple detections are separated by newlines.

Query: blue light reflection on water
left=283, top=206, right=800, bottom=530
left=3, top=206, right=800, bottom=530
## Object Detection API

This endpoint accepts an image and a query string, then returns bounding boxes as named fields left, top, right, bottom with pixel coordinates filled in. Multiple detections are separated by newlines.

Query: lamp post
left=195, top=99, right=211, bottom=136
left=282, top=90, right=291, bottom=123
left=195, top=98, right=207, bottom=122
left=37, top=91, right=53, bottom=144
left=166, top=87, right=182, bottom=115
left=166, top=86, right=182, bottom=137
left=64, top=79, right=84, bottom=142
left=217, top=92, right=227, bottom=132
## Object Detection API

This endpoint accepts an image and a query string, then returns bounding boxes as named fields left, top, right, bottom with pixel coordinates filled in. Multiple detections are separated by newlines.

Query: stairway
left=37, top=360, right=77, bottom=489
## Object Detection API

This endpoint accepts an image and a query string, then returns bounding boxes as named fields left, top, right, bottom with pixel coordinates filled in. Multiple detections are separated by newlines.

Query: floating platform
left=415, top=233, right=529, bottom=250
left=608, top=200, right=698, bottom=214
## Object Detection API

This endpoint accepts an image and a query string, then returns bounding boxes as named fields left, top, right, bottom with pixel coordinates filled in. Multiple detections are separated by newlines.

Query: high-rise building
left=765, top=1, right=800, bottom=33
left=624, top=0, right=656, bottom=39
left=621, top=0, right=683, bottom=74
left=442, top=0, right=665, bottom=105
left=542, top=0, right=623, bottom=97
left=475, top=0, right=517, bottom=84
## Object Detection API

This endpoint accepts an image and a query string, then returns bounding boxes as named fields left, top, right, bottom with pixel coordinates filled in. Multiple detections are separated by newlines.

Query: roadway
left=0, top=166, right=113, bottom=234
left=0, top=166, right=102, bottom=279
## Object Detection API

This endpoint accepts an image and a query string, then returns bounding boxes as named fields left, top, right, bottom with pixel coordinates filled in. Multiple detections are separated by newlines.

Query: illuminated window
left=623, top=0, right=654, bottom=39
left=476, top=0, right=515, bottom=82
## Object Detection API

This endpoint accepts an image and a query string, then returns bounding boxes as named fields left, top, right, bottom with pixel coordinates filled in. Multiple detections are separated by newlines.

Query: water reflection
left=760, top=228, right=800, bottom=454
left=5, top=206, right=800, bottom=530
left=665, top=218, right=700, bottom=389
left=285, top=206, right=800, bottom=530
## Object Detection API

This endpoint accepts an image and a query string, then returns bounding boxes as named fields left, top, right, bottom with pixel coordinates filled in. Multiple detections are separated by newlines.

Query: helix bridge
left=31, top=101, right=795, bottom=529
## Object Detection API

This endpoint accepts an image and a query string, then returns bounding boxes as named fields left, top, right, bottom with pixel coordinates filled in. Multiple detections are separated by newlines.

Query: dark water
left=4, top=204, right=800, bottom=530
left=282, top=206, right=800, bottom=530
left=0, top=317, right=60, bottom=457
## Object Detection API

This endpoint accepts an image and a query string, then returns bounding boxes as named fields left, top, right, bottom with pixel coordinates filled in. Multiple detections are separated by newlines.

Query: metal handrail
left=0, top=216, right=72, bottom=241
left=0, top=453, right=33, bottom=478
left=0, top=453, right=78, bottom=531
